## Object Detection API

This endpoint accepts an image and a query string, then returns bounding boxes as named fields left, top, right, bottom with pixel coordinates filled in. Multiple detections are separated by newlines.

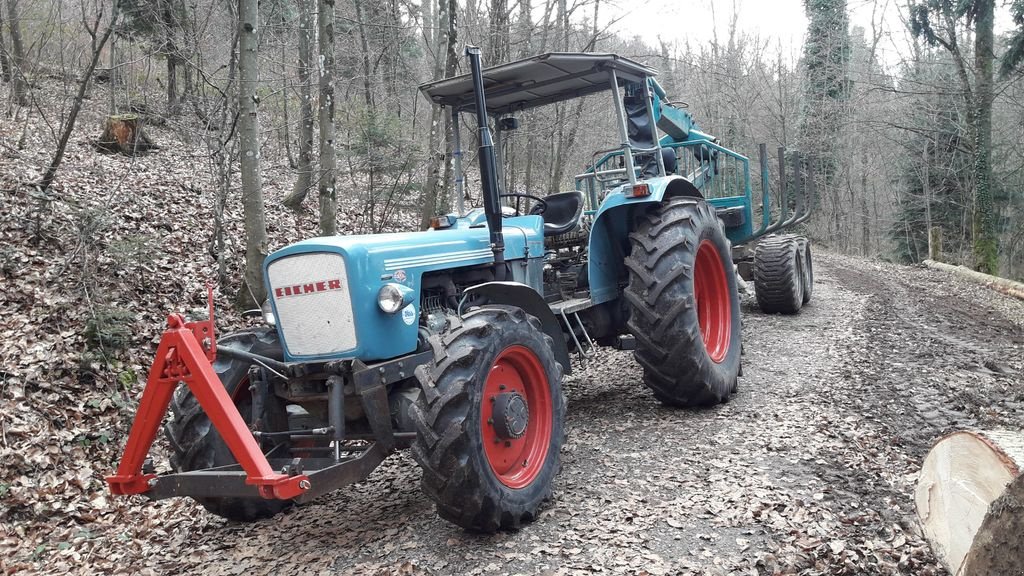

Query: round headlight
left=377, top=284, right=405, bottom=314
left=261, top=299, right=276, bottom=327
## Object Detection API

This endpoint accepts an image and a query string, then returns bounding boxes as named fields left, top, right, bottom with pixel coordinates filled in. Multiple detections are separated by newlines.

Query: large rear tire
left=164, top=329, right=293, bottom=522
left=753, top=234, right=804, bottom=314
left=624, top=197, right=742, bottom=407
left=411, top=306, right=566, bottom=532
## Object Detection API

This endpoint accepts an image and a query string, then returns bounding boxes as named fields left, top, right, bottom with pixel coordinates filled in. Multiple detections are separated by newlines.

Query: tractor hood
left=262, top=215, right=544, bottom=363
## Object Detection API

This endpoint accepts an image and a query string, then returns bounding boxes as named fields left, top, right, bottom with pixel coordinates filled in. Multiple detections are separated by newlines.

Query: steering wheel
left=499, top=193, right=547, bottom=217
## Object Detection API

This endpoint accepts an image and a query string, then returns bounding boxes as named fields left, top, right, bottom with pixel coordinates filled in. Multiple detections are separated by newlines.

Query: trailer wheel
left=624, top=197, right=741, bottom=407
left=164, top=329, right=292, bottom=522
left=753, top=235, right=804, bottom=314
left=798, top=238, right=813, bottom=304
left=411, top=306, right=566, bottom=532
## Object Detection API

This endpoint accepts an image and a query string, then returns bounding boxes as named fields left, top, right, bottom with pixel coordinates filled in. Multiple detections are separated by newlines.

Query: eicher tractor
left=107, top=47, right=814, bottom=532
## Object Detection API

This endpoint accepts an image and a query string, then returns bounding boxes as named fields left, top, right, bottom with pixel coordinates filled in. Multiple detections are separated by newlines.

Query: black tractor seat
left=530, top=191, right=585, bottom=237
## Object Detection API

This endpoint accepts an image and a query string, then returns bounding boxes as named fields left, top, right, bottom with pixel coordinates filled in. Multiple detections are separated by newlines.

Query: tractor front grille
left=266, top=252, right=358, bottom=357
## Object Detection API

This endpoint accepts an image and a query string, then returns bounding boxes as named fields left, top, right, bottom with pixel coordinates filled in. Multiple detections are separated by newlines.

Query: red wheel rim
left=480, top=345, right=553, bottom=489
left=693, top=239, right=732, bottom=363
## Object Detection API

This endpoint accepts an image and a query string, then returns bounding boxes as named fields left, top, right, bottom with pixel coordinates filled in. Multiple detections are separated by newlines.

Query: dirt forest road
left=25, top=253, right=1024, bottom=575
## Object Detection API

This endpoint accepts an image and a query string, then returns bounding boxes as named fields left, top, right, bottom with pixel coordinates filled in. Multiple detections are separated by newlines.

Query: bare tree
left=38, top=1, right=120, bottom=191
left=317, top=0, right=337, bottom=235
left=237, top=0, right=268, bottom=306
left=910, top=0, right=1000, bottom=273
left=419, top=0, right=457, bottom=228
left=282, top=0, right=315, bottom=210
left=160, top=0, right=187, bottom=113
left=972, top=0, right=997, bottom=273
left=0, top=6, right=11, bottom=83
left=207, top=5, right=241, bottom=289
left=6, top=0, right=29, bottom=106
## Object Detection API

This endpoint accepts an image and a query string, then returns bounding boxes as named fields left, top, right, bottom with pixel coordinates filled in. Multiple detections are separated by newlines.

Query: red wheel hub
left=693, top=240, right=732, bottom=363
left=481, top=345, right=552, bottom=489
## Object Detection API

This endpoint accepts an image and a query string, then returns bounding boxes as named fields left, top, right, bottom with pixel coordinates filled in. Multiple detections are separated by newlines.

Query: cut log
left=95, top=114, right=157, bottom=155
left=922, top=259, right=1024, bottom=301
left=915, top=430, right=1024, bottom=575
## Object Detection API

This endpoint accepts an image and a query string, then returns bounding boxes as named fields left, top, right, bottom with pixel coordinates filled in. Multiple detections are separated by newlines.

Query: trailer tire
left=624, top=197, right=742, bottom=407
left=411, top=306, right=566, bottom=532
left=753, top=235, right=804, bottom=314
left=798, top=238, right=813, bottom=304
left=164, top=329, right=293, bottom=522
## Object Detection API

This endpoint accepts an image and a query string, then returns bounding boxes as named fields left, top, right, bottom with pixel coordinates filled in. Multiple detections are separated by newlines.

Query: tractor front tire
left=164, top=328, right=293, bottom=522
left=624, top=197, right=742, bottom=407
left=753, top=235, right=804, bottom=314
left=411, top=306, right=566, bottom=532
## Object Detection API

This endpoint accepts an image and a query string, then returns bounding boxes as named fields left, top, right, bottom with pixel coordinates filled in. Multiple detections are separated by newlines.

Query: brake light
left=629, top=183, right=651, bottom=198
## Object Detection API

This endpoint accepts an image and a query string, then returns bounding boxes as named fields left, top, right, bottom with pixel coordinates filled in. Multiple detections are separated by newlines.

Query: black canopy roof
left=418, top=52, right=658, bottom=115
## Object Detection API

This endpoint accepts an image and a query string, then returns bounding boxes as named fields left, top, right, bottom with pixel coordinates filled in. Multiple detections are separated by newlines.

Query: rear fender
left=588, top=176, right=702, bottom=304
left=462, top=281, right=573, bottom=375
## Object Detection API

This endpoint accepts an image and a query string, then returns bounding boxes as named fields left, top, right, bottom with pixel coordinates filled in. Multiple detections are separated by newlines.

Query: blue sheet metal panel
left=263, top=215, right=544, bottom=362
left=587, top=176, right=679, bottom=304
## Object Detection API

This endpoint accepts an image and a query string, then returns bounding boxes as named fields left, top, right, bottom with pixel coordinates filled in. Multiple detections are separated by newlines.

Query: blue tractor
left=107, top=48, right=813, bottom=532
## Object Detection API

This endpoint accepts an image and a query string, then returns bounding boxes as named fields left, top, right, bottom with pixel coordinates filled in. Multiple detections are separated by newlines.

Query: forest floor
left=4, top=249, right=1023, bottom=575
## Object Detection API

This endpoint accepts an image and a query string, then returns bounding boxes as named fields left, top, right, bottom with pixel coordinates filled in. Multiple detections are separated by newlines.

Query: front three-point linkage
left=105, top=288, right=310, bottom=501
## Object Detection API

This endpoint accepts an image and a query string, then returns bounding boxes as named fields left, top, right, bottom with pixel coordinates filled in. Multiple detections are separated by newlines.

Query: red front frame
left=106, top=294, right=309, bottom=501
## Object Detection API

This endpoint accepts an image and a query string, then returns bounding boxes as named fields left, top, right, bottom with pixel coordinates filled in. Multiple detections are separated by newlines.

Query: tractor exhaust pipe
left=465, top=45, right=506, bottom=281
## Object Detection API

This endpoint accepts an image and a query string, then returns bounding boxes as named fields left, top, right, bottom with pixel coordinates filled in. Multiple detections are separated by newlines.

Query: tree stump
left=96, top=114, right=157, bottom=155
left=915, top=430, right=1024, bottom=575
left=928, top=226, right=943, bottom=261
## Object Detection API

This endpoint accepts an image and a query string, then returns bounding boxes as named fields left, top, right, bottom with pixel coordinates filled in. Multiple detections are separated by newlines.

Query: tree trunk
left=237, top=0, right=268, bottom=307
left=211, top=15, right=240, bottom=290
left=38, top=3, right=119, bottom=191
left=176, top=0, right=193, bottom=104
left=163, top=0, right=179, bottom=113
left=6, top=0, right=29, bottom=106
left=166, top=56, right=177, bottom=112
left=916, top=430, right=1024, bottom=575
left=280, top=16, right=294, bottom=169
left=440, top=0, right=458, bottom=209
left=317, top=0, right=338, bottom=236
left=352, top=0, right=374, bottom=109
left=972, top=0, right=998, bottom=274
left=107, top=32, right=117, bottom=113
left=421, top=0, right=433, bottom=52
left=488, top=0, right=509, bottom=63
left=282, top=0, right=315, bottom=210
left=929, top=227, right=943, bottom=261
left=922, top=259, right=1024, bottom=300
left=0, top=5, right=12, bottom=83
left=419, top=0, right=458, bottom=228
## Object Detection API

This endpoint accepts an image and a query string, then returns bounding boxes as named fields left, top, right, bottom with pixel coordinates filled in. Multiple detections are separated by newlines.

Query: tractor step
left=549, top=297, right=594, bottom=315
left=550, top=298, right=596, bottom=366
left=146, top=444, right=388, bottom=504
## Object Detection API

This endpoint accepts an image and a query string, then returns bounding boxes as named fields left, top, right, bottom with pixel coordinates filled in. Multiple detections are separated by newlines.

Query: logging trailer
left=107, top=47, right=815, bottom=531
